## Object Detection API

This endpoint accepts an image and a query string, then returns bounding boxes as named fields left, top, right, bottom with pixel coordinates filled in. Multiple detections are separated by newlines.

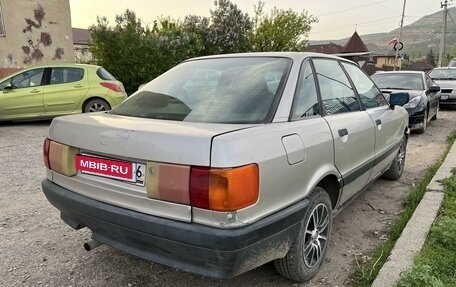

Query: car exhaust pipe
left=84, top=239, right=102, bottom=251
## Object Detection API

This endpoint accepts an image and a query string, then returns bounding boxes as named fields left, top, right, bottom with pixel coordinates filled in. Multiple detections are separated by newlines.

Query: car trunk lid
left=49, top=112, right=255, bottom=166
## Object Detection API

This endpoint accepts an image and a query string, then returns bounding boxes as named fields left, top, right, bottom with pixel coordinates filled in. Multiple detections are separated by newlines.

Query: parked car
left=0, top=64, right=127, bottom=121
left=448, top=58, right=456, bottom=67
left=371, top=71, right=440, bottom=134
left=428, top=67, right=456, bottom=107
left=41, top=52, right=409, bottom=282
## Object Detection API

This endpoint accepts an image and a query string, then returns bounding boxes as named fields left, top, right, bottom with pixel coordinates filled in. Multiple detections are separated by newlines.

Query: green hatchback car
left=0, top=64, right=127, bottom=121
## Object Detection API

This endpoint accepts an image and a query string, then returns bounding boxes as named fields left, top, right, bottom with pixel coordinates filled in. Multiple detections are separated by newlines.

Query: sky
left=69, top=0, right=444, bottom=41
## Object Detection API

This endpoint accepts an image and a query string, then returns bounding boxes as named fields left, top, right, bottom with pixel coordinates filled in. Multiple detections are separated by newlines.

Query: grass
left=349, top=131, right=456, bottom=287
left=396, top=170, right=456, bottom=287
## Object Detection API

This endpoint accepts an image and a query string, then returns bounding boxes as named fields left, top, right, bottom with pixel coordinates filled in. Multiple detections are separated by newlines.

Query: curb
left=371, top=142, right=456, bottom=287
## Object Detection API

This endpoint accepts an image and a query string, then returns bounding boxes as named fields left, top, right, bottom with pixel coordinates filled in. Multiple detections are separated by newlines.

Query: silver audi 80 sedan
left=42, top=52, right=409, bottom=282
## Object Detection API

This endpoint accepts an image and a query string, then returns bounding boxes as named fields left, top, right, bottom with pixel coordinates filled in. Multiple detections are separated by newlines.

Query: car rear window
left=371, top=73, right=424, bottom=90
left=429, top=69, right=456, bottom=80
left=110, top=57, right=291, bottom=124
left=96, top=67, right=117, bottom=80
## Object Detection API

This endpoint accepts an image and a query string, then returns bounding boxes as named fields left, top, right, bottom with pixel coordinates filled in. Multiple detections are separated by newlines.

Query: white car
left=42, top=52, right=409, bottom=282
left=429, top=67, right=456, bottom=107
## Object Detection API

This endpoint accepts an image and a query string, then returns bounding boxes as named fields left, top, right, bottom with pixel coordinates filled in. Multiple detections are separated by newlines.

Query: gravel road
left=1, top=110, right=455, bottom=287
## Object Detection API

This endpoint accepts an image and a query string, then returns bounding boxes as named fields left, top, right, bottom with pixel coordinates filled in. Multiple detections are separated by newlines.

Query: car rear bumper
left=41, top=179, right=308, bottom=278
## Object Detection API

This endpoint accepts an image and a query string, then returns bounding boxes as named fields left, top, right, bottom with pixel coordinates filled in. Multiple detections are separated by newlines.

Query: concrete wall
left=0, top=0, right=74, bottom=77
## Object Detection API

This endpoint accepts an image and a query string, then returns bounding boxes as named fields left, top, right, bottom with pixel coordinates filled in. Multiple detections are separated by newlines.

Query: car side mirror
left=3, top=85, right=14, bottom=93
left=389, top=92, right=409, bottom=109
left=427, top=85, right=440, bottom=94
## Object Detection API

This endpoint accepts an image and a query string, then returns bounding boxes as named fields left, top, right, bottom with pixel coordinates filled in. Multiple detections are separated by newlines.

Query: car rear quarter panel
left=79, top=67, right=126, bottom=110
left=366, top=105, right=408, bottom=180
left=196, top=118, right=338, bottom=227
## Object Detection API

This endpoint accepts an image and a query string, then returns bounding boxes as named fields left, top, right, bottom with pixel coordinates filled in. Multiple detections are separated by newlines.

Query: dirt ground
left=1, top=110, right=456, bottom=287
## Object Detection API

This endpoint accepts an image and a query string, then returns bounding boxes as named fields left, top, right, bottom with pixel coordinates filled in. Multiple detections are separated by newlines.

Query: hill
left=310, top=7, right=456, bottom=60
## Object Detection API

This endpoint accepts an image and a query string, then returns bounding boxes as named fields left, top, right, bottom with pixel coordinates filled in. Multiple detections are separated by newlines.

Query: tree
left=250, top=1, right=317, bottom=52
left=88, top=2, right=319, bottom=94
left=208, top=0, right=253, bottom=53
left=90, top=10, right=159, bottom=94
left=451, top=43, right=456, bottom=59
left=426, top=48, right=437, bottom=67
left=90, top=11, right=202, bottom=94
left=182, top=15, right=213, bottom=55
left=407, top=46, right=421, bottom=61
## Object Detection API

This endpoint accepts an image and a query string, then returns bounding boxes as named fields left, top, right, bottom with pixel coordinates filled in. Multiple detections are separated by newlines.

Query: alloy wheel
left=88, top=103, right=107, bottom=112
left=397, top=138, right=406, bottom=174
left=303, top=203, right=330, bottom=268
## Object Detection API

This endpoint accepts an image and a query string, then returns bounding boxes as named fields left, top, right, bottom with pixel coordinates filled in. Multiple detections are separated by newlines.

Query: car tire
left=431, top=105, right=438, bottom=121
left=416, top=109, right=428, bottom=134
left=274, top=186, right=332, bottom=282
left=84, top=99, right=111, bottom=113
left=382, top=134, right=407, bottom=180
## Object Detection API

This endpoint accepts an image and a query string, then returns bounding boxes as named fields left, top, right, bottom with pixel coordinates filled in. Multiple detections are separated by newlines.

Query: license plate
left=441, top=95, right=449, bottom=100
left=76, top=154, right=146, bottom=186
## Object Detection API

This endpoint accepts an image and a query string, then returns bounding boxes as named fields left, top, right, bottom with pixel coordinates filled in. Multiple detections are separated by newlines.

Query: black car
left=371, top=71, right=440, bottom=133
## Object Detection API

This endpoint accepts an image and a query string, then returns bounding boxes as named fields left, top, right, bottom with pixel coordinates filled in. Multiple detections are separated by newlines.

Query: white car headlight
left=404, top=96, right=421, bottom=109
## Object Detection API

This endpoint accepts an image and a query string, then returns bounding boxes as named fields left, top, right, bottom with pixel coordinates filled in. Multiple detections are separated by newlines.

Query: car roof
left=23, top=63, right=101, bottom=69
left=186, top=52, right=356, bottom=65
left=374, top=70, right=424, bottom=75
left=431, top=67, right=456, bottom=70
left=0, top=63, right=102, bottom=82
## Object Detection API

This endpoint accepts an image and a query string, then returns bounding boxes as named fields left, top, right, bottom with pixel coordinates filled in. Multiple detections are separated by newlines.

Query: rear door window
left=50, top=67, right=84, bottom=84
left=341, top=62, right=388, bottom=109
left=312, top=58, right=360, bottom=115
left=291, top=59, right=320, bottom=119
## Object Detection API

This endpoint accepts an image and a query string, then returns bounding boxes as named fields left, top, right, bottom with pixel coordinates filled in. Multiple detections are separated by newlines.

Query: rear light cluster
left=43, top=138, right=259, bottom=212
left=145, top=162, right=259, bottom=211
left=190, top=165, right=259, bottom=211
left=100, top=82, right=123, bottom=92
left=43, top=138, right=77, bottom=176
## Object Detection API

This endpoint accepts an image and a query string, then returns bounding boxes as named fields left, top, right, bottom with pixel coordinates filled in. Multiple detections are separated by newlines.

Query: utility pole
left=393, top=0, right=407, bottom=71
left=438, top=0, right=449, bottom=67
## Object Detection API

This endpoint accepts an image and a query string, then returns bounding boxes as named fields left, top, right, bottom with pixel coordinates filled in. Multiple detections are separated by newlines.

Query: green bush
left=88, top=0, right=317, bottom=95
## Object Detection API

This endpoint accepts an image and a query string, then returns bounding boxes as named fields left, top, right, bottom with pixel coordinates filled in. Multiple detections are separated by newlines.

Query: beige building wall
left=375, top=56, right=401, bottom=68
left=0, top=0, right=74, bottom=75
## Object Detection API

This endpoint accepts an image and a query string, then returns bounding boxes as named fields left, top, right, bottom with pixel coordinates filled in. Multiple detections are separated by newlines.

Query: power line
left=367, top=0, right=400, bottom=14
left=317, top=0, right=394, bottom=17
left=312, top=17, right=399, bottom=35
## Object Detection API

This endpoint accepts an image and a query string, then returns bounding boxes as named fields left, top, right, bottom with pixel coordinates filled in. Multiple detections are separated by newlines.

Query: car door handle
left=338, top=128, right=348, bottom=137
left=30, top=89, right=40, bottom=94
left=375, top=119, right=382, bottom=125
left=74, top=84, right=83, bottom=88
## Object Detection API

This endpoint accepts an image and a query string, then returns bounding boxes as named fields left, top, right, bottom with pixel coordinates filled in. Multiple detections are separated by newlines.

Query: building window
left=0, top=3, right=5, bottom=36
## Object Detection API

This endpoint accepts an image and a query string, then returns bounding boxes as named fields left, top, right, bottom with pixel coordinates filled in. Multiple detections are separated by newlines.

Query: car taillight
left=43, top=138, right=51, bottom=169
left=189, top=167, right=211, bottom=209
left=43, top=138, right=77, bottom=176
left=146, top=163, right=259, bottom=211
left=100, top=82, right=122, bottom=92
left=204, top=165, right=259, bottom=211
